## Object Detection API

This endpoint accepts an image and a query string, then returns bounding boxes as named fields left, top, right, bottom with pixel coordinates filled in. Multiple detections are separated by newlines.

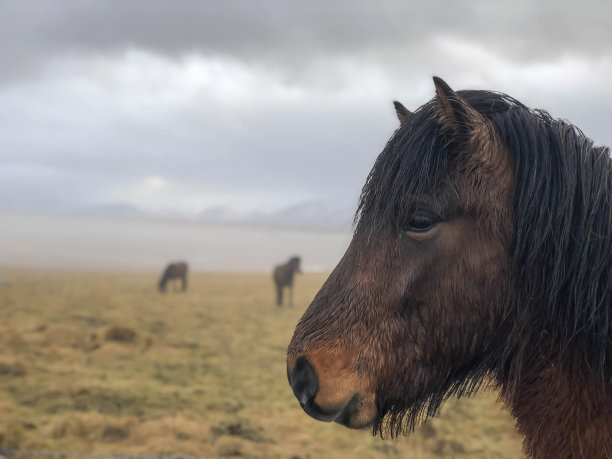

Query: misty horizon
left=0, top=212, right=352, bottom=272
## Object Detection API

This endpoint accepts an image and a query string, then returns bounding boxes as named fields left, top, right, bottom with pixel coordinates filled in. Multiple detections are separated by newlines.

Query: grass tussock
left=0, top=270, right=524, bottom=458
left=104, top=326, right=138, bottom=343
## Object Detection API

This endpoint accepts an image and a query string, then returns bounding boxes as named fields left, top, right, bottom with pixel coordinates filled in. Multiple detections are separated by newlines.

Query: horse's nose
left=288, top=356, right=319, bottom=408
left=289, top=356, right=351, bottom=422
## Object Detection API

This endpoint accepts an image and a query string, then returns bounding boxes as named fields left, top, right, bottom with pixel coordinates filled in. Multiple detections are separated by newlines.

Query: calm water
left=0, top=213, right=352, bottom=272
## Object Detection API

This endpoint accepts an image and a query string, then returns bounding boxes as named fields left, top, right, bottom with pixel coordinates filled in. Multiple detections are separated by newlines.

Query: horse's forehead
left=359, top=123, right=512, bottom=230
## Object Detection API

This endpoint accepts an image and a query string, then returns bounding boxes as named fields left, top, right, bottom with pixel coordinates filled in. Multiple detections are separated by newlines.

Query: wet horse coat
left=287, top=78, right=612, bottom=458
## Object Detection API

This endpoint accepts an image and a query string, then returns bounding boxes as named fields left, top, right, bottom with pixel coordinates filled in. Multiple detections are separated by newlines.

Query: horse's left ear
left=393, top=101, right=412, bottom=125
left=433, top=76, right=489, bottom=151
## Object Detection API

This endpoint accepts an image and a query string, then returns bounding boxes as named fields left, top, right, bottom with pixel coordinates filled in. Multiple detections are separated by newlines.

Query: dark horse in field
left=158, top=262, right=188, bottom=293
left=287, top=77, right=612, bottom=458
left=273, top=256, right=301, bottom=307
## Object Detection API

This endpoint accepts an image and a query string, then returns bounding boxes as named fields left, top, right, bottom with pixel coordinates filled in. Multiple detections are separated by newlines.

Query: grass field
left=0, top=270, right=524, bottom=458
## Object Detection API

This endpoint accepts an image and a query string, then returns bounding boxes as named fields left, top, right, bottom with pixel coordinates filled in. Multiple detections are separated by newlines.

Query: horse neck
left=503, top=350, right=612, bottom=458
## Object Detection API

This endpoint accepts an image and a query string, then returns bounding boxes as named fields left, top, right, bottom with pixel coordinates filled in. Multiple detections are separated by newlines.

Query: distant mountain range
left=59, top=200, right=356, bottom=230
left=200, top=200, right=355, bottom=229
left=73, top=203, right=149, bottom=217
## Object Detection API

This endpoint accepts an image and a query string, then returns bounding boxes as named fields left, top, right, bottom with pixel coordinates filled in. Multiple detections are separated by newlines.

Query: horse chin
left=298, top=391, right=376, bottom=429
left=334, top=406, right=376, bottom=430
left=332, top=392, right=377, bottom=429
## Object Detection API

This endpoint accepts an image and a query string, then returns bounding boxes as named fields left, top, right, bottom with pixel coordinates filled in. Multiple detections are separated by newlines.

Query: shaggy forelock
left=355, top=102, right=451, bottom=236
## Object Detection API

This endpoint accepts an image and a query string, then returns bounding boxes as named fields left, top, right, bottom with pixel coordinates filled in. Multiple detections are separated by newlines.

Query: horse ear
left=432, top=76, right=488, bottom=150
left=393, top=101, right=412, bottom=125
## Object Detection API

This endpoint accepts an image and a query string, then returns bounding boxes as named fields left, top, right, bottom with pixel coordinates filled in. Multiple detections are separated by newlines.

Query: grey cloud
left=2, top=1, right=611, bottom=84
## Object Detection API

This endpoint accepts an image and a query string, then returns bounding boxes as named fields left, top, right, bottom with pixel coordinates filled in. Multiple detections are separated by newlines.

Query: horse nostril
left=289, top=356, right=319, bottom=406
left=288, top=355, right=361, bottom=424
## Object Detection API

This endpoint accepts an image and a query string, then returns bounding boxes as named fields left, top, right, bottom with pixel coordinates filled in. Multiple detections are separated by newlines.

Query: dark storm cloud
left=2, top=0, right=611, bottom=82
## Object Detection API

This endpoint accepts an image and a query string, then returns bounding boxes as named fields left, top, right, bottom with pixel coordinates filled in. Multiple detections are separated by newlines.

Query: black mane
left=494, top=94, right=612, bottom=384
left=358, top=90, right=612, bottom=435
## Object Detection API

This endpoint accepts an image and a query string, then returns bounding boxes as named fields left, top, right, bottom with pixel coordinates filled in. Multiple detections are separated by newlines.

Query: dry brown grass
left=0, top=270, right=524, bottom=458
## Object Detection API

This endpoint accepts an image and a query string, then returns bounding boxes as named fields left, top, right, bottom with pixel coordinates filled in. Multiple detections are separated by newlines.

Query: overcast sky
left=1, top=1, right=611, bottom=225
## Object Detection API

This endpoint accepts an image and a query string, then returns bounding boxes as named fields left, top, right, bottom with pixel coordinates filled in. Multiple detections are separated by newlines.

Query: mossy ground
left=0, top=270, right=523, bottom=458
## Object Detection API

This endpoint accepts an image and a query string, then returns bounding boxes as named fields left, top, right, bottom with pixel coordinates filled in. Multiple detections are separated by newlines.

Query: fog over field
left=0, top=213, right=351, bottom=272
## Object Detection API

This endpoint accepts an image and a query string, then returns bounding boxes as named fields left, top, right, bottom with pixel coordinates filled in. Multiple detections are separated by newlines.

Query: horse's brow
left=406, top=194, right=448, bottom=210
left=404, top=190, right=461, bottom=219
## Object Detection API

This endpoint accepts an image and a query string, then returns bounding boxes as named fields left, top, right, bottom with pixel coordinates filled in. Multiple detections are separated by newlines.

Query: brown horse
left=158, top=262, right=188, bottom=293
left=287, top=77, right=612, bottom=458
left=273, top=256, right=301, bottom=307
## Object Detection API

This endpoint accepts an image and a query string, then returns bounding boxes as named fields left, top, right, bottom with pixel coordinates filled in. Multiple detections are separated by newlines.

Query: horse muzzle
left=287, top=354, right=376, bottom=429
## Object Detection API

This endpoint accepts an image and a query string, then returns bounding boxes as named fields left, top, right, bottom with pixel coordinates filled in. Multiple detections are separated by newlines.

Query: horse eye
left=403, top=213, right=437, bottom=233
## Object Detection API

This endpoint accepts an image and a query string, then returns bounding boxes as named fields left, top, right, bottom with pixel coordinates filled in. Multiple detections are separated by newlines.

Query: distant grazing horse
left=273, top=256, right=301, bottom=307
left=287, top=77, right=612, bottom=458
left=158, top=262, right=188, bottom=293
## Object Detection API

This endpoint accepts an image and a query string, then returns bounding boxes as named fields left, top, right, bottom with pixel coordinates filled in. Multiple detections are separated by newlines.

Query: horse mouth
left=331, top=394, right=366, bottom=427
left=299, top=393, right=374, bottom=429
